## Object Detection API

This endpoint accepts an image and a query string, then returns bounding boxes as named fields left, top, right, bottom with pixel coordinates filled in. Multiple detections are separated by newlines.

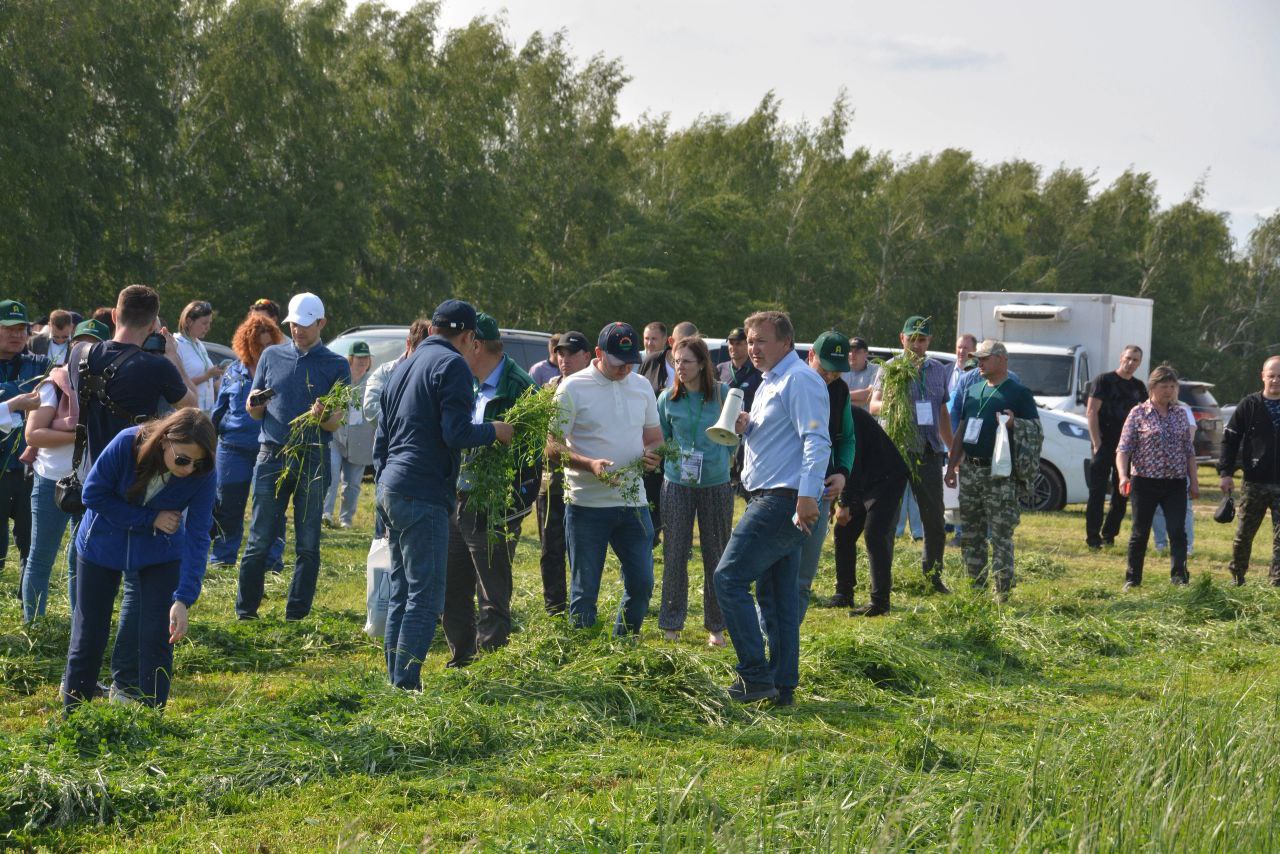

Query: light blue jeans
left=1153, top=486, right=1195, bottom=553
left=21, top=473, right=79, bottom=621
left=324, top=444, right=365, bottom=525
left=896, top=484, right=924, bottom=539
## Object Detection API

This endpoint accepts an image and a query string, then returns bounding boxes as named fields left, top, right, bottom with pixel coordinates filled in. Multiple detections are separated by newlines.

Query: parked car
left=327, top=325, right=553, bottom=376
left=1179, top=380, right=1224, bottom=461
left=205, top=341, right=235, bottom=366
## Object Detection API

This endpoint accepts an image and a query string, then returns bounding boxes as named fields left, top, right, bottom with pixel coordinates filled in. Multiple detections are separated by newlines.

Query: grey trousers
left=443, top=504, right=521, bottom=667
left=658, top=481, right=733, bottom=632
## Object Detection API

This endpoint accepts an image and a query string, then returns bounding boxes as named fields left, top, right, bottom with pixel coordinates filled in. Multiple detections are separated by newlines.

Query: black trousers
left=907, top=448, right=947, bottom=578
left=1, top=469, right=32, bottom=587
left=536, top=472, right=567, bottom=614
left=1085, top=442, right=1127, bottom=545
left=1126, top=476, right=1188, bottom=584
left=443, top=504, right=521, bottom=668
left=833, top=475, right=908, bottom=606
left=643, top=471, right=663, bottom=543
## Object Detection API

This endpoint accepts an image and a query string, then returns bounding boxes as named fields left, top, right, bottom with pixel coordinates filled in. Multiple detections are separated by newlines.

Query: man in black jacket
left=829, top=406, right=910, bottom=615
left=1219, top=356, right=1280, bottom=585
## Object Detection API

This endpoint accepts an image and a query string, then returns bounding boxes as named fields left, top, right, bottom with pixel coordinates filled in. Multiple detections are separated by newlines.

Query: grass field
left=4, top=466, right=1280, bottom=850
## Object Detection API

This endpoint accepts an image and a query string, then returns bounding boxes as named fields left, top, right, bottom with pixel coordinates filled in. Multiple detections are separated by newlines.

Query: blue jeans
left=714, top=492, right=805, bottom=690
left=62, top=556, right=179, bottom=709
left=794, top=497, right=830, bottom=625
left=211, top=444, right=284, bottom=568
left=21, top=473, right=79, bottom=621
left=564, top=504, right=655, bottom=635
left=896, top=484, right=924, bottom=539
left=236, top=444, right=325, bottom=620
left=378, top=483, right=451, bottom=690
left=324, top=445, right=365, bottom=525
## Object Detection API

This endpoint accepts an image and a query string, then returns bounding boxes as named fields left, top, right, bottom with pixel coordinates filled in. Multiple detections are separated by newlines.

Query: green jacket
left=465, top=355, right=541, bottom=516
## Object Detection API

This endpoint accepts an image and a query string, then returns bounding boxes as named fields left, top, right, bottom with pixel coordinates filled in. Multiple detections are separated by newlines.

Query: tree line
left=3, top=0, right=1277, bottom=398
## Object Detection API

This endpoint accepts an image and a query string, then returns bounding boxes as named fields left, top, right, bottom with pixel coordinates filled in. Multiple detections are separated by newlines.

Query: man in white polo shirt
left=549, top=322, right=662, bottom=635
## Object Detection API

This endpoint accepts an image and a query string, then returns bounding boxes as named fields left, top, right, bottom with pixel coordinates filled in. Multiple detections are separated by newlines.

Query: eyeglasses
left=674, top=359, right=700, bottom=368
left=172, top=453, right=210, bottom=472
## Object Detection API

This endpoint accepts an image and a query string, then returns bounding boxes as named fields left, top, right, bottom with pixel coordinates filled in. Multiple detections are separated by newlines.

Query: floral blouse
left=1117, top=400, right=1194, bottom=479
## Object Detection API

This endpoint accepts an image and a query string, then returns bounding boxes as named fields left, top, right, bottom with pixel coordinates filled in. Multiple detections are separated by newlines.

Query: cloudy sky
left=391, top=0, right=1277, bottom=245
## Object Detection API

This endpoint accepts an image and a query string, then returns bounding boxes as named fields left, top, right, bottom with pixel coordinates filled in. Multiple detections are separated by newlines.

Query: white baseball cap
left=283, top=292, right=325, bottom=326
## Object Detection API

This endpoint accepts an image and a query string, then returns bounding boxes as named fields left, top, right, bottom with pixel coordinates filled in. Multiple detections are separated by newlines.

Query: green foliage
left=874, top=354, right=923, bottom=473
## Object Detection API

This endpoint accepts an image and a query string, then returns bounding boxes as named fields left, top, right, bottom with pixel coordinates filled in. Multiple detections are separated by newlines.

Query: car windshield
left=1179, top=385, right=1219, bottom=408
left=1005, top=353, right=1073, bottom=397
left=328, top=331, right=407, bottom=372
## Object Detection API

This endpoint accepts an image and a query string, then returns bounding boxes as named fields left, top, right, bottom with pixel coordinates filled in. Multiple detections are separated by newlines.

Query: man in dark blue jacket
left=374, top=299, right=513, bottom=690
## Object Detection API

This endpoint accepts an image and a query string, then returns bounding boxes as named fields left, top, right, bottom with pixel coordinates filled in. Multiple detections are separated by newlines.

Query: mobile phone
left=249, top=387, right=276, bottom=407
left=142, top=332, right=166, bottom=354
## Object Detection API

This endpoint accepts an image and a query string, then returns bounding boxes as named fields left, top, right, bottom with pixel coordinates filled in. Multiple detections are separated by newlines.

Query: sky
left=381, top=0, right=1278, bottom=246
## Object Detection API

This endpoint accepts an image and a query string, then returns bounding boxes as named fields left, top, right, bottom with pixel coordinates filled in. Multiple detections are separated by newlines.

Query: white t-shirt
left=32, top=383, right=76, bottom=482
left=176, top=334, right=215, bottom=411
left=554, top=364, right=659, bottom=508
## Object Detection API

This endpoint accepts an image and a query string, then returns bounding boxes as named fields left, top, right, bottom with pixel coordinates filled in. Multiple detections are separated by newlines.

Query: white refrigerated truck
left=955, top=291, right=1153, bottom=414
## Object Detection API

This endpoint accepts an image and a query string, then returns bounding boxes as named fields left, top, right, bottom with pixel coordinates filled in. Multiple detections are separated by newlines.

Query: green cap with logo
left=813, top=330, right=851, bottom=373
left=901, top=315, right=932, bottom=337
left=0, top=300, right=29, bottom=327
left=349, top=340, right=371, bottom=357
left=475, top=312, right=500, bottom=342
left=73, top=319, right=110, bottom=341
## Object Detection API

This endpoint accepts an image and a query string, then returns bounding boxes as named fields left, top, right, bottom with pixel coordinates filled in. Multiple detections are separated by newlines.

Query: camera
left=248, top=387, right=276, bottom=407
left=142, top=332, right=166, bottom=354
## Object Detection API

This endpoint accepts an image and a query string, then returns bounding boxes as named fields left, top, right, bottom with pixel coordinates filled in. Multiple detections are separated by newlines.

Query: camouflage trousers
left=958, top=459, right=1021, bottom=591
left=1230, top=481, right=1280, bottom=581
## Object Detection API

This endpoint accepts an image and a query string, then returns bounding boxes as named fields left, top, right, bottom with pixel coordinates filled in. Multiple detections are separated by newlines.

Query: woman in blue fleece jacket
left=62, top=408, right=218, bottom=711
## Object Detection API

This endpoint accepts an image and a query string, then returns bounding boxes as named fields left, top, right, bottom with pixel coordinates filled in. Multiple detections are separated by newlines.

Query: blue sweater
left=76, top=427, right=217, bottom=606
left=211, top=361, right=259, bottom=448
left=374, top=335, right=496, bottom=509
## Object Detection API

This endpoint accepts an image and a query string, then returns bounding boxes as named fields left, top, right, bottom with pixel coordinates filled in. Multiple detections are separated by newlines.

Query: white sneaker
left=108, top=684, right=139, bottom=705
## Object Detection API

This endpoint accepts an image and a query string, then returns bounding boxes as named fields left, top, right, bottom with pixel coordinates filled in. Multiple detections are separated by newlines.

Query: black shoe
left=1122, top=579, right=1140, bottom=591
left=727, top=678, right=779, bottom=703
left=850, top=603, right=890, bottom=617
left=1171, top=575, right=1189, bottom=586
left=237, top=612, right=259, bottom=621
left=823, top=593, right=853, bottom=608
left=773, top=689, right=795, bottom=707
left=1102, top=538, right=1116, bottom=547
left=1230, top=569, right=1246, bottom=587
left=928, top=574, right=951, bottom=595
left=1086, top=541, right=1103, bottom=551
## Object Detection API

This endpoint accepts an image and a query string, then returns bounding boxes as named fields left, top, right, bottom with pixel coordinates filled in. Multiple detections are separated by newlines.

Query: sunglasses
left=172, top=452, right=211, bottom=472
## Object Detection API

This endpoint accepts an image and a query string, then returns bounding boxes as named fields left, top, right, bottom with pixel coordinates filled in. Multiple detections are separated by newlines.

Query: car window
left=1179, top=385, right=1219, bottom=408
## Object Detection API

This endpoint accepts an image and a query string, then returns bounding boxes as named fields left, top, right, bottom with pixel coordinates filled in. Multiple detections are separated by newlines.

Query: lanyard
left=679, top=391, right=707, bottom=448
left=975, top=380, right=1008, bottom=419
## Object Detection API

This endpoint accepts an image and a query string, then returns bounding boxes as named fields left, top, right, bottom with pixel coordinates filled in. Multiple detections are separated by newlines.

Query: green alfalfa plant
left=875, top=352, right=924, bottom=478
left=275, top=379, right=356, bottom=498
left=594, top=441, right=682, bottom=509
left=462, top=384, right=564, bottom=543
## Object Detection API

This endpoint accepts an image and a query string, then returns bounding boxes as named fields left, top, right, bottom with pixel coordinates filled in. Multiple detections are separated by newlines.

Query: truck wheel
left=1020, top=462, right=1065, bottom=512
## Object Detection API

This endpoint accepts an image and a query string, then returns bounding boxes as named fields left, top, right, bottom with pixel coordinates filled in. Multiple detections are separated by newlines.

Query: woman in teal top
left=657, top=337, right=734, bottom=647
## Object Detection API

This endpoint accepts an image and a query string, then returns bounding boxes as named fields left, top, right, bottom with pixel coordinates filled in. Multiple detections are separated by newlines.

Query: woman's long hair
left=232, top=313, right=285, bottom=371
left=126, top=409, right=217, bottom=503
left=671, top=337, right=721, bottom=404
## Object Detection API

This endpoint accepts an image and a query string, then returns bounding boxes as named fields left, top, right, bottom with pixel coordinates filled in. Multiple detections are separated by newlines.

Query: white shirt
left=554, top=363, right=659, bottom=507
left=175, top=334, right=216, bottom=411
left=31, top=383, right=75, bottom=482
left=47, top=340, right=70, bottom=366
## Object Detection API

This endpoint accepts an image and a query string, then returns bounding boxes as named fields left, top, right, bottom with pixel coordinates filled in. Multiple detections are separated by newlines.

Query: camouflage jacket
left=1011, top=416, right=1044, bottom=502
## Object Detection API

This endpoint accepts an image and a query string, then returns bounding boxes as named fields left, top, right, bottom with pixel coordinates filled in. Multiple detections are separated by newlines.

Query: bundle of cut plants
left=276, top=380, right=357, bottom=496
left=875, top=354, right=923, bottom=478
left=462, top=385, right=563, bottom=542
left=594, top=441, right=682, bottom=509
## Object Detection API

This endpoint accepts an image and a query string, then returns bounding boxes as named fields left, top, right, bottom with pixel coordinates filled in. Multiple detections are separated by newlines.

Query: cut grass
left=4, top=466, right=1280, bottom=849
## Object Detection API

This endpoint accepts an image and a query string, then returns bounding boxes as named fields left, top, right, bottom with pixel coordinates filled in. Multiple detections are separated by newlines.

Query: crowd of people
left=4, top=285, right=1279, bottom=712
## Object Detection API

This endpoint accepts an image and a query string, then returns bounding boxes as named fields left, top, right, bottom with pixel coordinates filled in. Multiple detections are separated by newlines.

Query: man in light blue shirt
left=714, top=310, right=830, bottom=706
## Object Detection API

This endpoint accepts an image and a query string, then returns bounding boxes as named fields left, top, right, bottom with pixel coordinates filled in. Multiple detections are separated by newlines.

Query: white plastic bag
left=364, top=537, right=391, bottom=639
left=991, top=412, right=1013, bottom=478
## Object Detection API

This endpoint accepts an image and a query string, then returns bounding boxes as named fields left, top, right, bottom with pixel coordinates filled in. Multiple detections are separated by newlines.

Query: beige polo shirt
left=554, top=363, right=659, bottom=507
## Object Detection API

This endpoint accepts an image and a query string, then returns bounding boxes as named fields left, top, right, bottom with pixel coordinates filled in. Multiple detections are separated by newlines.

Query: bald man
left=1219, top=356, right=1280, bottom=586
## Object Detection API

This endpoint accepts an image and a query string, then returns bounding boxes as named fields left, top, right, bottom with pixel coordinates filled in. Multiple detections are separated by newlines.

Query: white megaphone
left=705, top=387, right=745, bottom=447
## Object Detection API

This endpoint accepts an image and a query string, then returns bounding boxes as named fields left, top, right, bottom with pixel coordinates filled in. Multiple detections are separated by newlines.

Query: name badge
left=680, top=450, right=704, bottom=484
left=915, top=400, right=934, bottom=426
left=964, top=418, right=982, bottom=443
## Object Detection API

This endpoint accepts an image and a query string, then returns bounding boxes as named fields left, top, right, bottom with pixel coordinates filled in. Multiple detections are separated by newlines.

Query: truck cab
left=1004, top=343, right=1090, bottom=414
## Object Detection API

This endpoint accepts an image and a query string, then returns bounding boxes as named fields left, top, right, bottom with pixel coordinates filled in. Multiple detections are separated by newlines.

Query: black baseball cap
left=431, top=299, right=477, bottom=332
left=727, top=327, right=747, bottom=342
left=554, top=331, right=591, bottom=355
left=850, top=336, right=869, bottom=351
left=597, top=321, right=643, bottom=365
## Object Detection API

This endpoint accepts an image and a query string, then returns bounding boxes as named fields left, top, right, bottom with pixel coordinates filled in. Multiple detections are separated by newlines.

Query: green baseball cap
left=474, top=312, right=500, bottom=342
left=812, top=330, right=851, bottom=373
left=901, top=315, right=932, bottom=337
left=73, top=318, right=110, bottom=341
left=349, top=340, right=371, bottom=357
left=0, top=300, right=29, bottom=327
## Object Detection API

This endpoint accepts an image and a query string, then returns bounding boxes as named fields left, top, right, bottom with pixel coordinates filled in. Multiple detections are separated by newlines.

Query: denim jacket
left=76, top=426, right=217, bottom=606
left=211, top=361, right=258, bottom=449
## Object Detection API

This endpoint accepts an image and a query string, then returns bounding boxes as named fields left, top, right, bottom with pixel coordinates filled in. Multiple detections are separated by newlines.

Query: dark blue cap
left=431, top=299, right=477, bottom=332
left=598, top=321, right=643, bottom=365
